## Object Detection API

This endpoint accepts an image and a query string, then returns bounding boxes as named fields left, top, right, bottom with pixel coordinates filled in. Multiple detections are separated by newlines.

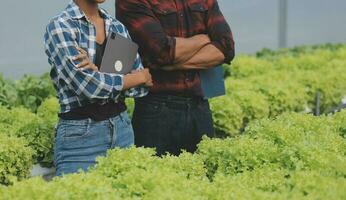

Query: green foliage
left=0, top=149, right=210, bottom=200
left=0, top=134, right=34, bottom=185
left=1, top=44, right=346, bottom=199
left=15, top=118, right=55, bottom=167
left=231, top=90, right=269, bottom=125
left=37, top=97, right=59, bottom=126
left=212, top=43, right=346, bottom=135
left=228, top=55, right=274, bottom=78
left=125, top=98, right=134, bottom=118
left=306, top=64, right=346, bottom=112
left=94, top=148, right=207, bottom=181
left=198, top=112, right=346, bottom=179
left=1, top=112, right=345, bottom=198
left=209, top=96, right=244, bottom=137
left=208, top=168, right=346, bottom=200
left=197, top=136, right=280, bottom=179
left=2, top=112, right=345, bottom=199
left=0, top=73, right=55, bottom=112
left=0, top=106, right=55, bottom=166
left=247, top=113, right=345, bottom=175
left=92, top=148, right=209, bottom=199
left=333, top=110, right=346, bottom=138
left=256, top=43, right=346, bottom=59
left=249, top=72, right=311, bottom=116
left=15, top=73, right=56, bottom=112
left=0, top=175, right=122, bottom=200
left=0, top=75, right=17, bottom=108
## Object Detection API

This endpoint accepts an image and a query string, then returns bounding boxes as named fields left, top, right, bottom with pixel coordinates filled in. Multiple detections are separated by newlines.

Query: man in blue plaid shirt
left=44, top=0, right=152, bottom=176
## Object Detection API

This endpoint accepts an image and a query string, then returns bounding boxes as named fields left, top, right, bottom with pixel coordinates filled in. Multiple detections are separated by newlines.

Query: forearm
left=122, top=73, right=145, bottom=90
left=163, top=44, right=225, bottom=70
left=174, top=34, right=210, bottom=64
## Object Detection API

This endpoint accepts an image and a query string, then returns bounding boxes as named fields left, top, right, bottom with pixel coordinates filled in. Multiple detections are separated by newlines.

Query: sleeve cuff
left=169, top=36, right=176, bottom=65
left=211, top=41, right=226, bottom=60
left=210, top=41, right=235, bottom=64
left=113, top=74, right=124, bottom=92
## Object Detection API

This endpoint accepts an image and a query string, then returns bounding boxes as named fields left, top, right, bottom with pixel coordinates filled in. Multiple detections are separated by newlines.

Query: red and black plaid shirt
left=116, top=0, right=235, bottom=96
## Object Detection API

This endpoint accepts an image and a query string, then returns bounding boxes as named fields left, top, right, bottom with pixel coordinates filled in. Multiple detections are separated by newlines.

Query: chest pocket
left=188, top=0, right=209, bottom=26
left=151, top=3, right=178, bottom=30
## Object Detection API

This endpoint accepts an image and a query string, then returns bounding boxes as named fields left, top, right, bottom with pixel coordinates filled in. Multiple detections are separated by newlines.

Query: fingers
left=78, top=62, right=99, bottom=71
left=77, top=47, right=88, bottom=55
left=77, top=59, right=90, bottom=68
left=89, top=64, right=99, bottom=72
left=73, top=54, right=88, bottom=61
left=73, top=47, right=88, bottom=62
left=77, top=59, right=98, bottom=70
left=136, top=68, right=152, bottom=87
left=131, top=69, right=140, bottom=74
left=145, top=72, right=153, bottom=87
left=145, top=80, right=154, bottom=87
left=72, top=47, right=98, bottom=71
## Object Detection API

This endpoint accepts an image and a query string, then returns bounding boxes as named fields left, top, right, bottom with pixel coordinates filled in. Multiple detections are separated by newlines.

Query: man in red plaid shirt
left=116, top=0, right=235, bottom=155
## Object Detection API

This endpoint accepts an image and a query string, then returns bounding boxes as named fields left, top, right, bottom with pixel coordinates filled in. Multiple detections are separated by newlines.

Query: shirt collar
left=65, top=0, right=110, bottom=21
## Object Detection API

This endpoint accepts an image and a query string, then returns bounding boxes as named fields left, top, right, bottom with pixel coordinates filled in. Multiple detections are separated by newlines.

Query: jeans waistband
left=136, top=94, right=207, bottom=110
left=58, top=110, right=128, bottom=125
left=144, top=94, right=204, bottom=103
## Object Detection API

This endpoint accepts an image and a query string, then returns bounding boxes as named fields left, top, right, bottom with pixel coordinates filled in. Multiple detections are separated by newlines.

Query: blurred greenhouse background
left=0, top=0, right=345, bottom=79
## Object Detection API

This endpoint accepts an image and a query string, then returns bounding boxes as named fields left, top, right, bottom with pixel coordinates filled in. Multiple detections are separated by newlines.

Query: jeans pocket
left=135, top=101, right=165, bottom=119
left=121, top=111, right=132, bottom=126
left=61, top=121, right=90, bottom=140
left=111, top=112, right=135, bottom=148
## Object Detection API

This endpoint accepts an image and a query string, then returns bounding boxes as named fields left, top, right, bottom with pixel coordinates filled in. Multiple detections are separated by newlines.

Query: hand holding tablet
left=100, top=32, right=139, bottom=75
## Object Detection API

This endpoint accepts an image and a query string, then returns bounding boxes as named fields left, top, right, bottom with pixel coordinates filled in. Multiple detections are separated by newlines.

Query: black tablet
left=100, top=32, right=139, bottom=74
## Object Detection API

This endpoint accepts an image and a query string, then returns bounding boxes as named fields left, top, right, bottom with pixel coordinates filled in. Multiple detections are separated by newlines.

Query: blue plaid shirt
left=44, top=1, right=148, bottom=113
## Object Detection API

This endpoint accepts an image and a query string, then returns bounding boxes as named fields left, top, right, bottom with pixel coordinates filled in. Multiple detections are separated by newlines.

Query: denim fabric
left=54, top=111, right=134, bottom=176
left=132, top=94, right=215, bottom=156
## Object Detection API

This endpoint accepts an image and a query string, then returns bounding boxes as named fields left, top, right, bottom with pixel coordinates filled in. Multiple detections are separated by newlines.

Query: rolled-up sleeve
left=45, top=20, right=124, bottom=100
left=123, top=52, right=149, bottom=98
left=207, top=0, right=235, bottom=64
left=116, top=0, right=176, bottom=67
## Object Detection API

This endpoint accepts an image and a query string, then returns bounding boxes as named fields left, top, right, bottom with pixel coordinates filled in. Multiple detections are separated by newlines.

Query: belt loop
left=119, top=112, right=124, bottom=122
left=108, top=117, right=114, bottom=128
left=108, top=117, right=115, bottom=147
left=87, top=118, right=92, bottom=130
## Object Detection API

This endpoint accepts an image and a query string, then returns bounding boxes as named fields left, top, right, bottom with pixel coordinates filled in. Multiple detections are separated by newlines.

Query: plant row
left=1, top=111, right=345, bottom=199
left=0, top=73, right=55, bottom=112
left=0, top=98, right=59, bottom=185
left=214, top=44, right=346, bottom=136
left=0, top=44, right=345, bottom=186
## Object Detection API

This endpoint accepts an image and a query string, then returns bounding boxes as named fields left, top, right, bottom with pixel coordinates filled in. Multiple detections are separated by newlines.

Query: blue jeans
left=54, top=111, right=134, bottom=176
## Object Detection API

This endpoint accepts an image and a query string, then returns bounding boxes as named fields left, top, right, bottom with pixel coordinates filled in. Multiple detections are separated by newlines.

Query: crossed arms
left=116, top=0, right=235, bottom=71
left=165, top=35, right=226, bottom=71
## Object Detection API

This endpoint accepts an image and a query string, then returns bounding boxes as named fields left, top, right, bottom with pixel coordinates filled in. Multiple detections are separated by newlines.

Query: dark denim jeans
left=54, top=111, right=134, bottom=176
left=132, top=94, right=214, bottom=156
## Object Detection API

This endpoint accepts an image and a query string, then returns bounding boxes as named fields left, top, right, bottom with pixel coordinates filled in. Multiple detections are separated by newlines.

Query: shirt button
left=180, top=13, right=183, bottom=17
